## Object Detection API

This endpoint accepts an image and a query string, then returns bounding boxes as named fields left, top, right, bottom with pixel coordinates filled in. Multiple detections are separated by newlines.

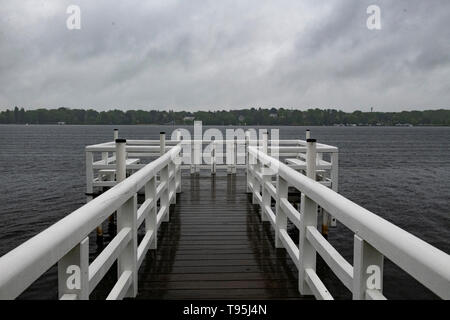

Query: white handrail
left=0, top=144, right=182, bottom=300
left=248, top=145, right=450, bottom=299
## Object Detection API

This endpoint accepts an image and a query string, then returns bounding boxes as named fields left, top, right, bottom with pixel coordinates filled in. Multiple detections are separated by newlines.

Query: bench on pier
left=285, top=158, right=332, bottom=170
left=98, top=158, right=141, bottom=181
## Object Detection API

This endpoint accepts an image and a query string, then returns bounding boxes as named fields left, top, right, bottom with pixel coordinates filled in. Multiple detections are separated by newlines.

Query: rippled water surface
left=0, top=125, right=449, bottom=299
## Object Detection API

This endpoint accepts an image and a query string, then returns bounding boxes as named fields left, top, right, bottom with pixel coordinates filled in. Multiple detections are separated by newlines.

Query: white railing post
left=275, top=174, right=288, bottom=248
left=299, top=138, right=318, bottom=295
left=160, top=132, right=166, bottom=156
left=176, top=160, right=182, bottom=193
left=145, top=177, right=157, bottom=249
left=86, top=150, right=102, bottom=237
left=58, top=237, right=89, bottom=300
left=86, top=151, right=93, bottom=195
left=262, top=130, right=268, bottom=154
left=232, top=139, right=237, bottom=174
left=226, top=140, right=232, bottom=174
left=353, top=235, right=384, bottom=300
left=190, top=140, right=195, bottom=174
left=113, top=128, right=119, bottom=161
left=329, top=152, right=339, bottom=227
left=169, top=160, right=176, bottom=204
left=245, top=132, right=251, bottom=192
left=261, top=168, right=270, bottom=222
left=252, top=158, right=261, bottom=205
left=211, top=141, right=216, bottom=175
left=117, top=194, right=138, bottom=298
left=305, top=129, right=310, bottom=140
left=161, top=164, right=170, bottom=222
left=175, top=131, right=182, bottom=193
left=102, top=152, right=108, bottom=165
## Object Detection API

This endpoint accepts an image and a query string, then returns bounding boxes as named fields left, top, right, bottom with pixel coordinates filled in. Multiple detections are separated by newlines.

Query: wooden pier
left=0, top=126, right=449, bottom=300
left=136, top=173, right=303, bottom=300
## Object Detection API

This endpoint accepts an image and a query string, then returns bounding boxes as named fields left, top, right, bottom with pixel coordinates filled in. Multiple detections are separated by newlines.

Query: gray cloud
left=0, top=0, right=449, bottom=112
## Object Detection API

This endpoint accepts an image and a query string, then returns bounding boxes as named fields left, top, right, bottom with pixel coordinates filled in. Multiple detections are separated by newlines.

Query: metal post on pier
left=299, top=138, right=318, bottom=295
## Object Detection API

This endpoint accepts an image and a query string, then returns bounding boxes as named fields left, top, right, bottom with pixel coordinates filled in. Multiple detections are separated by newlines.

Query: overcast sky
left=0, top=0, right=449, bottom=112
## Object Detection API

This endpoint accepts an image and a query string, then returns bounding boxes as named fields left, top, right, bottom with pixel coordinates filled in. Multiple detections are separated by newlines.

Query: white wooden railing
left=0, top=141, right=182, bottom=300
left=247, top=139, right=450, bottom=300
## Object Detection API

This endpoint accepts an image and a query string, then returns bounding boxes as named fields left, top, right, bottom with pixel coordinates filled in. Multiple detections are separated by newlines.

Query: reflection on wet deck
left=135, top=172, right=305, bottom=299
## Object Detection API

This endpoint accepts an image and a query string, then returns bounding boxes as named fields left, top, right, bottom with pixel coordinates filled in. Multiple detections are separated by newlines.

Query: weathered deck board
left=136, top=172, right=307, bottom=300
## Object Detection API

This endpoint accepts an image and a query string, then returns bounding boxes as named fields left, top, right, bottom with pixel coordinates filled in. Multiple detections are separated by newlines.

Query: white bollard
left=115, top=139, right=127, bottom=182
left=114, top=128, right=119, bottom=141
left=160, top=132, right=166, bottom=156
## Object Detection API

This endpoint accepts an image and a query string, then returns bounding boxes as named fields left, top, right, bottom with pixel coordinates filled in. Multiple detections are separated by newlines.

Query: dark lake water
left=0, top=124, right=449, bottom=299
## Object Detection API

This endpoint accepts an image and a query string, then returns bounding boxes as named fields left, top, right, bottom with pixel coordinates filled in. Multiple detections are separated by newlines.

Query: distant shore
left=1, top=107, right=449, bottom=126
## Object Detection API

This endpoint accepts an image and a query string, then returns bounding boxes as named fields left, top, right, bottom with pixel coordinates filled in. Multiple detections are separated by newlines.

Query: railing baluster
left=353, top=234, right=384, bottom=300
left=299, top=138, right=318, bottom=295
left=252, top=158, right=261, bottom=205
left=145, top=177, right=157, bottom=249
left=261, top=167, right=270, bottom=222
left=117, top=194, right=138, bottom=298
left=58, top=237, right=89, bottom=300
left=174, top=130, right=182, bottom=193
left=190, top=139, right=195, bottom=174
left=161, top=164, right=170, bottom=222
left=211, top=141, right=216, bottom=175
left=275, top=175, right=288, bottom=248
left=329, top=152, right=339, bottom=227
left=245, top=132, right=251, bottom=192
left=169, top=160, right=176, bottom=204
left=86, top=151, right=93, bottom=195
left=232, top=139, right=237, bottom=174
left=262, top=130, right=268, bottom=154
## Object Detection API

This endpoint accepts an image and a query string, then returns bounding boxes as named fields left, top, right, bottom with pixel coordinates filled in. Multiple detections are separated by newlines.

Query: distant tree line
left=0, top=107, right=449, bottom=126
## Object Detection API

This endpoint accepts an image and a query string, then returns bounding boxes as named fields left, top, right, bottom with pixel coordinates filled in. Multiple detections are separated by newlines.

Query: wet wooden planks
left=136, top=172, right=307, bottom=300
